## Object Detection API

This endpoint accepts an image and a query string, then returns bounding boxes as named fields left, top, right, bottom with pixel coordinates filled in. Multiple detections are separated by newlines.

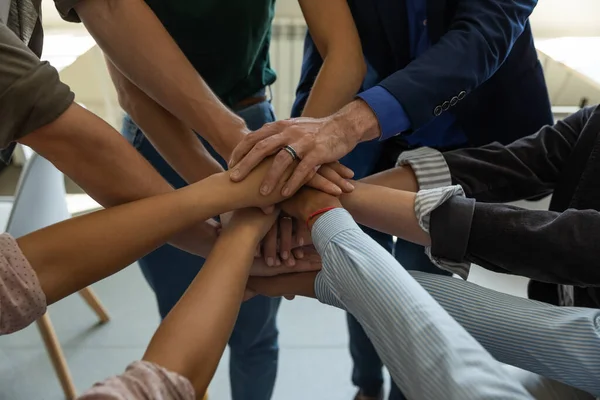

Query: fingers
left=326, top=162, right=355, bottom=179
left=262, top=223, right=280, bottom=267
left=281, top=157, right=321, bottom=197
left=319, top=164, right=355, bottom=193
left=307, top=173, right=343, bottom=196
left=230, top=130, right=289, bottom=183
left=279, top=217, right=295, bottom=267
left=229, top=120, right=289, bottom=168
left=292, top=247, right=304, bottom=259
left=259, top=147, right=296, bottom=196
left=295, top=222, right=312, bottom=248
left=249, top=247, right=321, bottom=277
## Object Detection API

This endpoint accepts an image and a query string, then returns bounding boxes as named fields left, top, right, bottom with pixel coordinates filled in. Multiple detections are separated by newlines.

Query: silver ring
left=283, top=145, right=299, bottom=161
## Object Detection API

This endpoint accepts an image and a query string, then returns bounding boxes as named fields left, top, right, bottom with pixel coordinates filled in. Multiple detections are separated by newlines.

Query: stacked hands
left=207, top=121, right=356, bottom=297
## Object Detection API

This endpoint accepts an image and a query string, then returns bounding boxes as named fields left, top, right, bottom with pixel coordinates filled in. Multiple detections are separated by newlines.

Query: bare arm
left=15, top=155, right=299, bottom=306
left=143, top=209, right=277, bottom=395
left=18, top=174, right=225, bottom=305
left=299, top=0, right=366, bottom=118
left=340, top=182, right=430, bottom=246
left=106, top=60, right=224, bottom=183
left=74, top=0, right=245, bottom=159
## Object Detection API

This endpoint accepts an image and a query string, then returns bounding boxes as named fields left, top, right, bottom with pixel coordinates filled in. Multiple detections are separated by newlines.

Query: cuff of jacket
left=430, top=196, right=476, bottom=270
left=414, top=186, right=472, bottom=279
left=357, top=86, right=410, bottom=141
left=397, top=147, right=452, bottom=190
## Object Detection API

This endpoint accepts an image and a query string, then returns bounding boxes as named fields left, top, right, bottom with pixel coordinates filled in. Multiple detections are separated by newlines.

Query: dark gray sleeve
left=53, top=0, right=83, bottom=23
left=430, top=196, right=600, bottom=286
left=0, top=24, right=74, bottom=148
left=443, top=107, right=596, bottom=202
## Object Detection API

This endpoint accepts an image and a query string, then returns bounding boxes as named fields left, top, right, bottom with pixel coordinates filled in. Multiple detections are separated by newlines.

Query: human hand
left=229, top=100, right=378, bottom=197
left=261, top=214, right=312, bottom=267
left=244, top=271, right=319, bottom=301
left=220, top=156, right=296, bottom=210
left=282, top=187, right=343, bottom=227
left=222, top=207, right=280, bottom=244
left=249, top=245, right=321, bottom=277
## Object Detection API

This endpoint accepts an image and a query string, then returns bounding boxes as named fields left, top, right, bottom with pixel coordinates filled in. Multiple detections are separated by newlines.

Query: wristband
left=306, top=206, right=338, bottom=228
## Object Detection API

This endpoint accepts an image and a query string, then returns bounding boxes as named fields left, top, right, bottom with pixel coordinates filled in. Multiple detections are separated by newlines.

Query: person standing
left=229, top=1, right=553, bottom=399
left=102, top=1, right=364, bottom=399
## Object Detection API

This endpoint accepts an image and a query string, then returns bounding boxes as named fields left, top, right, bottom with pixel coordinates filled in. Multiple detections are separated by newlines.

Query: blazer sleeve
left=0, top=24, right=74, bottom=149
left=443, top=107, right=596, bottom=202
left=430, top=197, right=600, bottom=287
left=379, top=0, right=537, bottom=128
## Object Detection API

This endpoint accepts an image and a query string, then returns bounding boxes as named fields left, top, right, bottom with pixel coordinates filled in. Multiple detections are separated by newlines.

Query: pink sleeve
left=78, top=360, right=195, bottom=400
left=0, top=234, right=46, bottom=335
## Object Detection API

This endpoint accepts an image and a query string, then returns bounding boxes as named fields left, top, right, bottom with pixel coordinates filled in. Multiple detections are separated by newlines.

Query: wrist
left=300, top=194, right=343, bottom=228
left=212, top=122, right=248, bottom=161
left=331, top=100, right=381, bottom=144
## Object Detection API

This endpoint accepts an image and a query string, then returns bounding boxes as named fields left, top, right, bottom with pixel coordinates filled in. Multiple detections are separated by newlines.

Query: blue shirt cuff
left=311, top=208, right=360, bottom=255
left=357, top=86, right=411, bottom=141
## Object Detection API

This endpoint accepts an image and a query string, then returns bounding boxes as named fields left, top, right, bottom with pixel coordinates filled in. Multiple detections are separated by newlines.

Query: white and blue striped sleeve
left=311, top=208, right=533, bottom=400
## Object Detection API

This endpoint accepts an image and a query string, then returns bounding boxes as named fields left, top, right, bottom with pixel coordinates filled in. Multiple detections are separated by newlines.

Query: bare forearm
left=19, top=103, right=215, bottom=256
left=20, top=103, right=173, bottom=206
left=144, top=227, right=259, bottom=393
left=340, top=182, right=430, bottom=246
left=360, top=166, right=419, bottom=192
left=302, top=57, right=364, bottom=118
left=75, top=0, right=245, bottom=159
left=300, top=0, right=365, bottom=118
left=107, top=61, right=224, bottom=182
left=17, top=174, right=230, bottom=305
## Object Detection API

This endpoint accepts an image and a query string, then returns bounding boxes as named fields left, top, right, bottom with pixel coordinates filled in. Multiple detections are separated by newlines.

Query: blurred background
left=0, top=1, right=599, bottom=399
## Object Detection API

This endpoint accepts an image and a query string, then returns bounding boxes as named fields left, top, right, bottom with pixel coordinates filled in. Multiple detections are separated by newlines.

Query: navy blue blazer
left=292, top=0, right=553, bottom=148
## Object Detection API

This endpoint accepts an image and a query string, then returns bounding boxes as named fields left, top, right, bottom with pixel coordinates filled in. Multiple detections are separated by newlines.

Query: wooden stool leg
left=79, top=287, right=110, bottom=323
left=37, top=313, right=77, bottom=400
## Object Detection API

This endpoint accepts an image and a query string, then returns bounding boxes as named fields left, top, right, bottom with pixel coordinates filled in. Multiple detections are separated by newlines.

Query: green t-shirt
left=145, top=0, right=277, bottom=107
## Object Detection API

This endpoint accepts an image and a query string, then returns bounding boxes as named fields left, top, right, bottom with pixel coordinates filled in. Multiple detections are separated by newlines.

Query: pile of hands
left=211, top=119, right=359, bottom=300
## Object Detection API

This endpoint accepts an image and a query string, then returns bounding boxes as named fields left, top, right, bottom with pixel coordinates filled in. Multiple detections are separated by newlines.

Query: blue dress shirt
left=357, top=0, right=467, bottom=148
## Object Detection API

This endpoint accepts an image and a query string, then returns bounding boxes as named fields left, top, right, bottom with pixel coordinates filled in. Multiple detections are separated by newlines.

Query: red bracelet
left=306, top=206, right=338, bottom=228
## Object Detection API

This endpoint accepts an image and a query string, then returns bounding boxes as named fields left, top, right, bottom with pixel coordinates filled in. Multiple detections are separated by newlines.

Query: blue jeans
left=121, top=99, right=281, bottom=400
left=340, top=141, right=452, bottom=400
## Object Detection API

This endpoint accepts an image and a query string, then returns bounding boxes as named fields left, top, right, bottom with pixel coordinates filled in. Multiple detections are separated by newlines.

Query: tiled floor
left=0, top=165, right=535, bottom=400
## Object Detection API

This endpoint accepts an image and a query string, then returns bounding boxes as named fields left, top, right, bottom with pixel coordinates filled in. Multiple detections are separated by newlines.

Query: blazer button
left=442, top=101, right=450, bottom=111
left=434, top=105, right=442, bottom=116
left=450, top=96, right=458, bottom=106
left=458, top=90, right=466, bottom=100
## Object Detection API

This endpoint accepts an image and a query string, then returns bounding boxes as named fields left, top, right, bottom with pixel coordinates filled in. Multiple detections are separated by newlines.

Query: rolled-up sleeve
left=0, top=24, right=74, bottom=150
left=396, top=147, right=452, bottom=190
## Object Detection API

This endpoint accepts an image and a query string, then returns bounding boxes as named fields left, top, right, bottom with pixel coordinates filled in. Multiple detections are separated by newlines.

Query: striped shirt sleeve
left=395, top=147, right=472, bottom=277
left=397, top=147, right=451, bottom=190
left=414, top=186, right=472, bottom=279
left=311, top=208, right=533, bottom=400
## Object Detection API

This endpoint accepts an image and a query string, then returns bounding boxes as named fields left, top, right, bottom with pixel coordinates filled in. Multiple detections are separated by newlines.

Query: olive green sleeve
left=0, top=23, right=74, bottom=148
